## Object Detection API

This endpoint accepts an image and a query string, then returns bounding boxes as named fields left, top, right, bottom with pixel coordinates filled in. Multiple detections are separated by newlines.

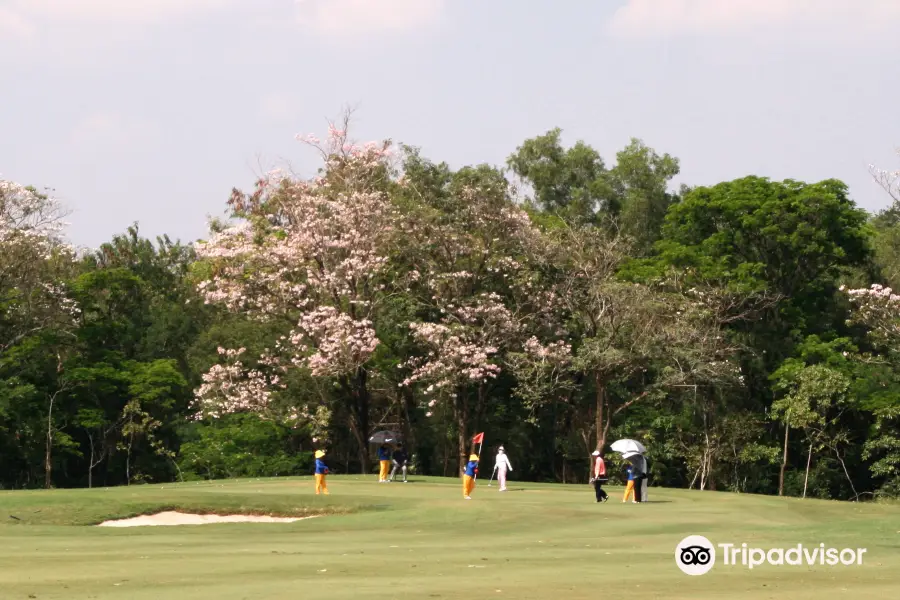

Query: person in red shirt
left=590, top=450, right=609, bottom=502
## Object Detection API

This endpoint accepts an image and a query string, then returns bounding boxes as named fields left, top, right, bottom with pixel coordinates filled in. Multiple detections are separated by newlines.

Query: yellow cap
left=315, top=450, right=326, bottom=458
left=469, top=454, right=479, bottom=461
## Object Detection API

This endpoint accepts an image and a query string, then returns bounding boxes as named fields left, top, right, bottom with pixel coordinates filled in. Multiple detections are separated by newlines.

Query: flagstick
left=474, top=437, right=484, bottom=481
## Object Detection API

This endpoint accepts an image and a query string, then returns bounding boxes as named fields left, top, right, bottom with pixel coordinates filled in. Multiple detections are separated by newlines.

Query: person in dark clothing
left=390, top=443, right=409, bottom=483
left=631, top=456, right=647, bottom=503
left=637, top=457, right=649, bottom=502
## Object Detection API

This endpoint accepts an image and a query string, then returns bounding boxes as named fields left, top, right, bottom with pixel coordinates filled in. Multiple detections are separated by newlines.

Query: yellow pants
left=463, top=474, right=476, bottom=497
left=379, top=460, right=391, bottom=482
left=315, top=473, right=329, bottom=495
left=623, top=480, right=635, bottom=502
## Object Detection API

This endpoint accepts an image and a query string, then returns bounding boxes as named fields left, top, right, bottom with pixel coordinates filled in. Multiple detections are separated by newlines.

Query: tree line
left=2, top=122, right=900, bottom=501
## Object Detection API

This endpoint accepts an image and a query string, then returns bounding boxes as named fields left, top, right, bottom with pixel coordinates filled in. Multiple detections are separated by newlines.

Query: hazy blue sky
left=3, top=0, right=899, bottom=248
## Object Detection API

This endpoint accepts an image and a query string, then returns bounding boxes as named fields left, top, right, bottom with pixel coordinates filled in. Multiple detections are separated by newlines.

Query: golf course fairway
left=1, top=477, right=898, bottom=599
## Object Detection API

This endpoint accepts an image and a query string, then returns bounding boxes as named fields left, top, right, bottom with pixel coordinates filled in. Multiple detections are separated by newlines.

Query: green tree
left=643, top=176, right=871, bottom=401
left=507, top=131, right=682, bottom=252
left=770, top=336, right=878, bottom=499
left=507, top=128, right=611, bottom=223
left=772, top=363, right=850, bottom=498
left=54, top=225, right=204, bottom=487
left=608, top=138, right=682, bottom=255
left=179, top=413, right=312, bottom=480
left=656, top=177, right=870, bottom=300
left=869, top=208, right=900, bottom=289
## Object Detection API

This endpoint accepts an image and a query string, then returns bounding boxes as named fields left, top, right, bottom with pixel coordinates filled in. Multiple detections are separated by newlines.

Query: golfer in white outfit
left=493, top=446, right=513, bottom=491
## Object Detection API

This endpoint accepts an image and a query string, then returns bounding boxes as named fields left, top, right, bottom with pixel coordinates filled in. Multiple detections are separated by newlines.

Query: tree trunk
left=455, top=392, right=469, bottom=474
left=171, top=457, right=185, bottom=483
left=346, top=415, right=366, bottom=472
left=87, top=433, right=94, bottom=489
left=689, top=462, right=701, bottom=489
left=594, top=375, right=607, bottom=451
left=345, top=368, right=371, bottom=474
left=400, top=385, right=418, bottom=458
left=802, top=442, right=813, bottom=499
left=700, top=449, right=708, bottom=491
left=832, top=444, right=860, bottom=501
left=473, top=383, right=488, bottom=436
left=442, top=437, right=450, bottom=477
left=779, top=420, right=789, bottom=496
left=705, top=396, right=717, bottom=491
left=44, top=393, right=56, bottom=489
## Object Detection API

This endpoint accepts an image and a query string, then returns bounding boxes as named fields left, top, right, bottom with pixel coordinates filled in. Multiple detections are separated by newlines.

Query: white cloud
left=608, top=0, right=900, bottom=39
left=0, top=0, right=237, bottom=39
left=2, top=1, right=441, bottom=42
left=294, top=0, right=444, bottom=35
left=0, top=6, right=35, bottom=38
left=68, top=113, right=160, bottom=151
left=5, top=0, right=233, bottom=28
left=0, top=1, right=239, bottom=60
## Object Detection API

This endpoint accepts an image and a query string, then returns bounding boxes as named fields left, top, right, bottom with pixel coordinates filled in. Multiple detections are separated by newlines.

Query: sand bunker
left=98, top=511, right=317, bottom=527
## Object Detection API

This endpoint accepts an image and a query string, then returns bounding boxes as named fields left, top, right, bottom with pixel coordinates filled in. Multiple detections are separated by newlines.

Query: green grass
left=1, top=476, right=899, bottom=599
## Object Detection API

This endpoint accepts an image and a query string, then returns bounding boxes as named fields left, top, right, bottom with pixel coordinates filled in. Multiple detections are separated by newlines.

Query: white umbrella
left=622, top=450, right=641, bottom=459
left=610, top=439, right=647, bottom=455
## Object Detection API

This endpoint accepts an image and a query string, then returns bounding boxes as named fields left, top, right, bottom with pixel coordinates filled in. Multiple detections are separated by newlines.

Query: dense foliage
left=3, top=131, right=900, bottom=502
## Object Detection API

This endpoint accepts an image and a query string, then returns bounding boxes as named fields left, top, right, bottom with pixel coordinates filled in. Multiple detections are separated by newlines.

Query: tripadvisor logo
left=675, top=535, right=867, bottom=576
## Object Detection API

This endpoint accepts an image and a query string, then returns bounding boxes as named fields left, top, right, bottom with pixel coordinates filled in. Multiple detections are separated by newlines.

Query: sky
left=2, top=0, right=899, bottom=249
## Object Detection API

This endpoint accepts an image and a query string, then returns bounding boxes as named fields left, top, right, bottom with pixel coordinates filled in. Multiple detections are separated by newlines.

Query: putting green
left=1, top=477, right=898, bottom=599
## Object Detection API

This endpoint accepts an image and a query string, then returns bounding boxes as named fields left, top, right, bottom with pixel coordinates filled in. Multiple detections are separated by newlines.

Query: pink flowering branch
left=192, top=123, right=395, bottom=463
left=401, top=291, right=520, bottom=402
left=193, top=348, right=282, bottom=418
left=193, top=347, right=330, bottom=434
left=1, top=177, right=79, bottom=352
left=870, top=150, right=900, bottom=202
left=843, top=284, right=900, bottom=351
left=283, top=306, right=379, bottom=377
left=0, top=178, right=70, bottom=244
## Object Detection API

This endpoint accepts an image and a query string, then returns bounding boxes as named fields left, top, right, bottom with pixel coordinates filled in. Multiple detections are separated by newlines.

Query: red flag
left=472, top=432, right=484, bottom=445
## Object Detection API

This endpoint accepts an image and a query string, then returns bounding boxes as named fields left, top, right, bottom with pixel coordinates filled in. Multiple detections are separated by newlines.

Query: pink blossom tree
left=843, top=284, right=900, bottom=350
left=401, top=292, right=518, bottom=470
left=396, top=158, right=552, bottom=470
left=838, top=283, right=900, bottom=493
left=193, top=123, right=397, bottom=470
